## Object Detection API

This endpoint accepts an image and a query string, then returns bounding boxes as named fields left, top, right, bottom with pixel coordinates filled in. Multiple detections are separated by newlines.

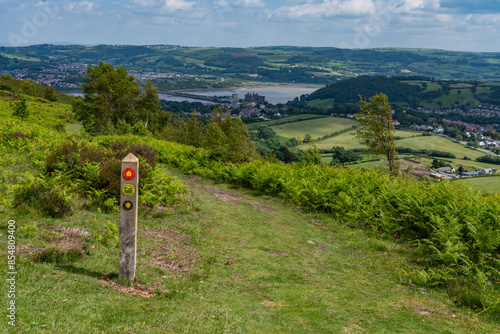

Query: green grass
left=1, top=168, right=498, bottom=333
left=310, top=130, right=365, bottom=150
left=307, top=98, right=335, bottom=108
left=246, top=115, right=326, bottom=130
left=0, top=52, right=41, bottom=61
left=459, top=176, right=500, bottom=193
left=64, top=123, right=83, bottom=135
left=395, top=135, right=485, bottom=160
left=1, top=90, right=499, bottom=332
left=270, top=117, right=357, bottom=141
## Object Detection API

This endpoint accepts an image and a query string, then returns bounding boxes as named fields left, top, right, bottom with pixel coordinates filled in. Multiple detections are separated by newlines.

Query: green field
left=270, top=117, right=357, bottom=141
left=312, top=131, right=365, bottom=150
left=460, top=176, right=500, bottom=193
left=246, top=115, right=326, bottom=130
left=307, top=98, right=335, bottom=108
left=395, top=135, right=485, bottom=160
left=301, top=129, right=419, bottom=151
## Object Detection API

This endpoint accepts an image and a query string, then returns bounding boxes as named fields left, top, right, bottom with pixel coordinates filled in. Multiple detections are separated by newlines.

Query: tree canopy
left=355, top=93, right=399, bottom=174
left=73, top=61, right=160, bottom=135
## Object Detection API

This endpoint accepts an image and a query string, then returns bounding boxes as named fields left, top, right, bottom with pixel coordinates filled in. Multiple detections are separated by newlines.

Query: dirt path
left=184, top=178, right=278, bottom=211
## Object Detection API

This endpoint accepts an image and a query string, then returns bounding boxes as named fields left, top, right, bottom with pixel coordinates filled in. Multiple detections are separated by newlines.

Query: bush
left=44, top=86, right=58, bottom=102
left=0, top=82, right=13, bottom=91
left=46, top=142, right=108, bottom=174
left=10, top=97, right=29, bottom=120
left=13, top=180, right=72, bottom=218
left=33, top=247, right=86, bottom=263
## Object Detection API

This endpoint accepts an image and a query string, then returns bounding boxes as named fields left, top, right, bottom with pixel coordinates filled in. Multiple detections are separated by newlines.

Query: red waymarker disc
left=123, top=168, right=136, bottom=180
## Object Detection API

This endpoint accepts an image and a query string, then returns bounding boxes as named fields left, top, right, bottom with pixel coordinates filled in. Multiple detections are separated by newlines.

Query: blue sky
left=1, top=0, right=500, bottom=51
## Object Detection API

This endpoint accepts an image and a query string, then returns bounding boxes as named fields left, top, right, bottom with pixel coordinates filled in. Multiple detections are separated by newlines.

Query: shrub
left=13, top=180, right=72, bottom=218
left=44, top=86, right=58, bottom=102
left=46, top=142, right=108, bottom=174
left=0, top=82, right=13, bottom=91
left=10, top=97, right=29, bottom=120
left=33, top=247, right=86, bottom=263
left=97, top=159, right=122, bottom=200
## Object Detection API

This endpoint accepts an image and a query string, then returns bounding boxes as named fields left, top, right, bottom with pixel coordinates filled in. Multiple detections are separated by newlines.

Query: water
left=67, top=84, right=323, bottom=105
left=177, top=85, right=322, bottom=104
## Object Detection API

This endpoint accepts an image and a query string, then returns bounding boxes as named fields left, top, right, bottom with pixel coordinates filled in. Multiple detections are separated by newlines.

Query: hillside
left=1, top=87, right=499, bottom=332
left=2, top=45, right=500, bottom=93
left=259, top=115, right=499, bottom=182
left=306, top=76, right=421, bottom=104
left=305, top=75, right=500, bottom=109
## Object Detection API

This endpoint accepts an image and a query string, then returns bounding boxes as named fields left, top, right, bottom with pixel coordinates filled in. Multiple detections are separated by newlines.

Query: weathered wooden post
left=119, top=153, right=139, bottom=280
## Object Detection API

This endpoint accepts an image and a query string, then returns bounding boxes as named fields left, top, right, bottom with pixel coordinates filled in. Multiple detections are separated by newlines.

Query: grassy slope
left=395, top=135, right=485, bottom=160
left=460, top=176, right=500, bottom=194
left=0, top=93, right=499, bottom=332
left=270, top=117, right=357, bottom=140
left=272, top=117, right=485, bottom=159
left=1, top=170, right=498, bottom=333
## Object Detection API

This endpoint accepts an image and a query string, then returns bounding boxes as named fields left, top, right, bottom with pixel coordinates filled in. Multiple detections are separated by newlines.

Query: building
left=437, top=166, right=455, bottom=173
left=245, top=93, right=265, bottom=104
left=458, top=171, right=481, bottom=178
left=481, top=168, right=498, bottom=175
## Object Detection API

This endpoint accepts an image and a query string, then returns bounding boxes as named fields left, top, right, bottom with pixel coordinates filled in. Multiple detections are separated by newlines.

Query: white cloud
left=275, top=0, right=376, bottom=20
left=233, top=0, right=266, bottom=7
left=393, top=0, right=440, bottom=14
left=64, top=1, right=96, bottom=14
left=130, top=0, right=162, bottom=7
left=164, top=0, right=195, bottom=10
left=130, top=0, right=195, bottom=11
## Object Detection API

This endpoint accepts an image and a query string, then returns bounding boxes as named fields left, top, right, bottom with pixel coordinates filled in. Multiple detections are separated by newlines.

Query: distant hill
left=306, top=76, right=422, bottom=104
left=0, top=74, right=74, bottom=104
left=2, top=45, right=500, bottom=88
left=305, top=75, right=500, bottom=109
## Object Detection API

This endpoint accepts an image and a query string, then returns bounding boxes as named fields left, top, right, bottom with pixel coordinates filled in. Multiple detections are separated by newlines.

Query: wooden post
left=119, top=153, right=139, bottom=280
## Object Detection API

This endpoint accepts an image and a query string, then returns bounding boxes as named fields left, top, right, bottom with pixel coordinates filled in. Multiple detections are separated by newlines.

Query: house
left=458, top=171, right=481, bottom=178
left=430, top=173, right=455, bottom=181
left=409, top=123, right=419, bottom=131
left=481, top=168, right=498, bottom=175
left=437, top=166, right=455, bottom=173
left=433, top=126, right=444, bottom=134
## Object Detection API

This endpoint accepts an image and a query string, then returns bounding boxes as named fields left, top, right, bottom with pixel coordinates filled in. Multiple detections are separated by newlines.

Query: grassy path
left=0, top=167, right=497, bottom=333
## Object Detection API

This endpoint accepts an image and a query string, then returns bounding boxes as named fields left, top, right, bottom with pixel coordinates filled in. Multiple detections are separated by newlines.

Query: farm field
left=312, top=131, right=365, bottom=150
left=460, top=176, right=500, bottom=193
left=307, top=98, right=335, bottom=108
left=301, top=129, right=420, bottom=151
left=395, top=135, right=485, bottom=160
left=246, top=114, right=325, bottom=130
left=270, top=117, right=357, bottom=140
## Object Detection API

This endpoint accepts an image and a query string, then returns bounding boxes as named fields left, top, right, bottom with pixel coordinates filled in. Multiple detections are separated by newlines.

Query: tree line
left=73, top=62, right=257, bottom=162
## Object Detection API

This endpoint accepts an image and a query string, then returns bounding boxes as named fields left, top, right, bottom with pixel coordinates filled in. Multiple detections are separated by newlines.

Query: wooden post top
left=122, top=152, right=139, bottom=163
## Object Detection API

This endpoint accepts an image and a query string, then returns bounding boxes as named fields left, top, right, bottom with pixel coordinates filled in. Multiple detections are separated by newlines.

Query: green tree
left=355, top=93, right=399, bottom=174
left=302, top=141, right=322, bottom=165
left=431, top=159, right=446, bottom=169
left=204, top=122, right=227, bottom=150
left=137, top=81, right=160, bottom=130
left=73, top=62, right=160, bottom=135
left=44, top=86, right=58, bottom=102
left=181, top=110, right=203, bottom=147
left=11, top=97, right=29, bottom=120
left=330, top=146, right=361, bottom=166
left=257, top=124, right=276, bottom=140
